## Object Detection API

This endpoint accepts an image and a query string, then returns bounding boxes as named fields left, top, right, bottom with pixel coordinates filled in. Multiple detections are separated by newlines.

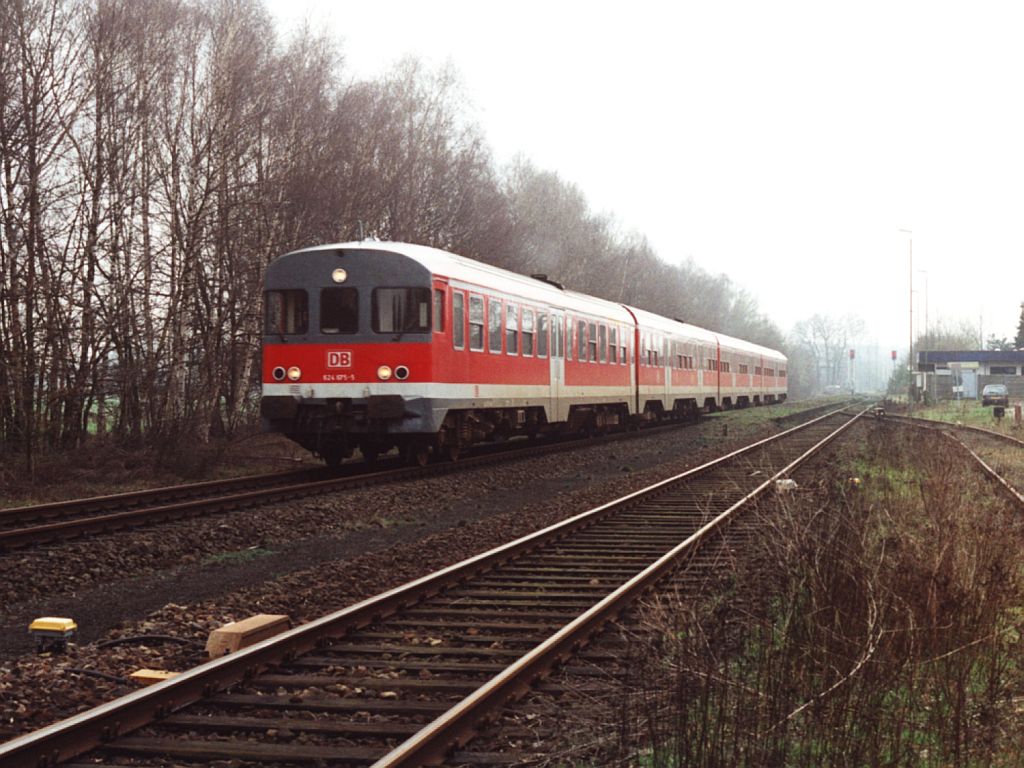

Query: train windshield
left=320, top=288, right=358, bottom=333
left=265, top=290, right=308, bottom=335
left=372, top=287, right=431, bottom=334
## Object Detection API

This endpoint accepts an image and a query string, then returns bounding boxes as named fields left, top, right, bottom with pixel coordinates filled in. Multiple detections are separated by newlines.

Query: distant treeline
left=0, top=0, right=783, bottom=470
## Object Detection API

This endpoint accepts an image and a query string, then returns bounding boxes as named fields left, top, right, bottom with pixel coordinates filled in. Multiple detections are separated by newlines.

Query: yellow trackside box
left=28, top=617, right=77, bottom=652
left=130, top=669, right=180, bottom=686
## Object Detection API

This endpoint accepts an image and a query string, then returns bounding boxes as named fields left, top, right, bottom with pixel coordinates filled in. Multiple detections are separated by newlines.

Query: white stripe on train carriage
left=262, top=382, right=632, bottom=400
left=264, top=382, right=786, bottom=400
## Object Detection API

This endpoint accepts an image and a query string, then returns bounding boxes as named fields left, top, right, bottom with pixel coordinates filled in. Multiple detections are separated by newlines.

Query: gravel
left=0, top=408, right=810, bottom=741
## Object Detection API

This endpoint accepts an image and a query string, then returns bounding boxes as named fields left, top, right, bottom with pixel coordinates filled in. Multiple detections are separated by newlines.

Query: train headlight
left=287, top=366, right=302, bottom=381
left=394, top=365, right=409, bottom=380
left=377, top=365, right=393, bottom=381
left=272, top=366, right=286, bottom=382
left=331, top=268, right=348, bottom=283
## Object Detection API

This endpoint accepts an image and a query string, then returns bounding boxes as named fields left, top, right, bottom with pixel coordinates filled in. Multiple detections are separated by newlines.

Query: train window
left=622, top=337, right=628, bottom=365
left=588, top=322, right=597, bottom=362
left=578, top=320, right=587, bottom=360
left=780, top=369, right=786, bottom=378
left=469, top=295, right=484, bottom=351
left=765, top=368, right=774, bottom=377
left=433, top=289, right=445, bottom=333
left=489, top=299, right=502, bottom=353
left=609, top=327, right=617, bottom=363
left=453, top=292, right=465, bottom=349
left=506, top=304, right=519, bottom=355
left=522, top=309, right=535, bottom=356
left=537, top=312, right=548, bottom=357
left=372, top=288, right=430, bottom=334
left=265, top=289, right=308, bottom=335
left=739, top=363, right=748, bottom=374
left=598, top=325, right=606, bottom=363
left=319, top=288, right=357, bottom=334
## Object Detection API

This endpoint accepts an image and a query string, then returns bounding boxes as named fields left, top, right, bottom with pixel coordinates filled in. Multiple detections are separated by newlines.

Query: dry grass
left=571, top=424, right=1024, bottom=766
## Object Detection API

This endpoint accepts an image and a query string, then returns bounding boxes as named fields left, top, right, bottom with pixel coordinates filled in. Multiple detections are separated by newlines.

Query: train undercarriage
left=264, top=392, right=789, bottom=469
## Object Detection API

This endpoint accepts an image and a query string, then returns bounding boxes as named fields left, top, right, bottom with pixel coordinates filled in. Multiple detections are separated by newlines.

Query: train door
left=549, top=310, right=566, bottom=421
left=661, top=336, right=671, bottom=410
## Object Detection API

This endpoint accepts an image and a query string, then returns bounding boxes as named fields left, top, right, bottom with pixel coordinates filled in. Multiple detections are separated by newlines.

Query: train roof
left=285, top=241, right=635, bottom=323
left=627, top=306, right=787, bottom=362
left=284, top=241, right=785, bottom=362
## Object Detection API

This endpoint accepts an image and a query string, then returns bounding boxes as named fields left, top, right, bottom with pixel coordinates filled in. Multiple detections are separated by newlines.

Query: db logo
left=326, top=350, right=352, bottom=368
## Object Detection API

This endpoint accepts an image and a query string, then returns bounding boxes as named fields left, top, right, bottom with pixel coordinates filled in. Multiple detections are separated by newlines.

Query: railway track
left=881, top=412, right=1024, bottom=506
left=0, top=401, right=844, bottom=553
left=0, top=467, right=328, bottom=532
left=882, top=411, right=1024, bottom=448
left=0, top=405, right=864, bottom=767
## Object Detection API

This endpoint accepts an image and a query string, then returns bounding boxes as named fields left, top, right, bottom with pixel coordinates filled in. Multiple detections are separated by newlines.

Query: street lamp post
left=917, top=269, right=929, bottom=402
left=917, top=270, right=928, bottom=347
left=899, top=229, right=913, bottom=410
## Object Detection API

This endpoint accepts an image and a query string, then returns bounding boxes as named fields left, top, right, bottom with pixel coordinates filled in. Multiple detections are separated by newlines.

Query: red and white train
left=261, top=241, right=787, bottom=465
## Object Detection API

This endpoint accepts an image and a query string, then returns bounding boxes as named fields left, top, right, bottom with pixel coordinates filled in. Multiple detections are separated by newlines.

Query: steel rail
left=0, top=467, right=325, bottom=527
left=0, top=398, right=840, bottom=527
left=883, top=413, right=1024, bottom=507
left=0, top=401, right=835, bottom=552
left=883, top=412, right=1024, bottom=448
left=371, top=407, right=866, bottom=766
left=0, top=426, right=665, bottom=550
left=941, top=432, right=1024, bottom=507
left=0, top=405, right=859, bottom=768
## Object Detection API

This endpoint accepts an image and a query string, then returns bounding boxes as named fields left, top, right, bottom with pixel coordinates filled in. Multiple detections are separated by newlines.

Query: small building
left=916, top=350, right=1024, bottom=401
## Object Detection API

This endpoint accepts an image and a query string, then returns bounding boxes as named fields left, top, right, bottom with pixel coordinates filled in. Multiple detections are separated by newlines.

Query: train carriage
left=261, top=241, right=786, bottom=465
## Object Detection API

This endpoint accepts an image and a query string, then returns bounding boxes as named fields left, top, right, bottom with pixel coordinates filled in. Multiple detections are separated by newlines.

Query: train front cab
left=261, top=246, right=441, bottom=465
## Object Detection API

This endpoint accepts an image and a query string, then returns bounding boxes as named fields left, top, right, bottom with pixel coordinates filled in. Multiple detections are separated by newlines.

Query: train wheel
left=321, top=445, right=352, bottom=469
left=402, top=441, right=431, bottom=467
left=438, top=427, right=462, bottom=462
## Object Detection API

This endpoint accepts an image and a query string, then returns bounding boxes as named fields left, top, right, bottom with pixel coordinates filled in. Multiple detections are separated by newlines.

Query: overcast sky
left=264, top=0, right=1024, bottom=351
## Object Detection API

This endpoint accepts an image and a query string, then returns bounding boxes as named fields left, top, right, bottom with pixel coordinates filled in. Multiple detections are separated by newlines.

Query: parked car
left=981, top=383, right=1009, bottom=406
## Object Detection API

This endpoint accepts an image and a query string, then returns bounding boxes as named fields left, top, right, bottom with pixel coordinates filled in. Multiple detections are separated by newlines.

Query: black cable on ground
left=64, top=668, right=131, bottom=685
